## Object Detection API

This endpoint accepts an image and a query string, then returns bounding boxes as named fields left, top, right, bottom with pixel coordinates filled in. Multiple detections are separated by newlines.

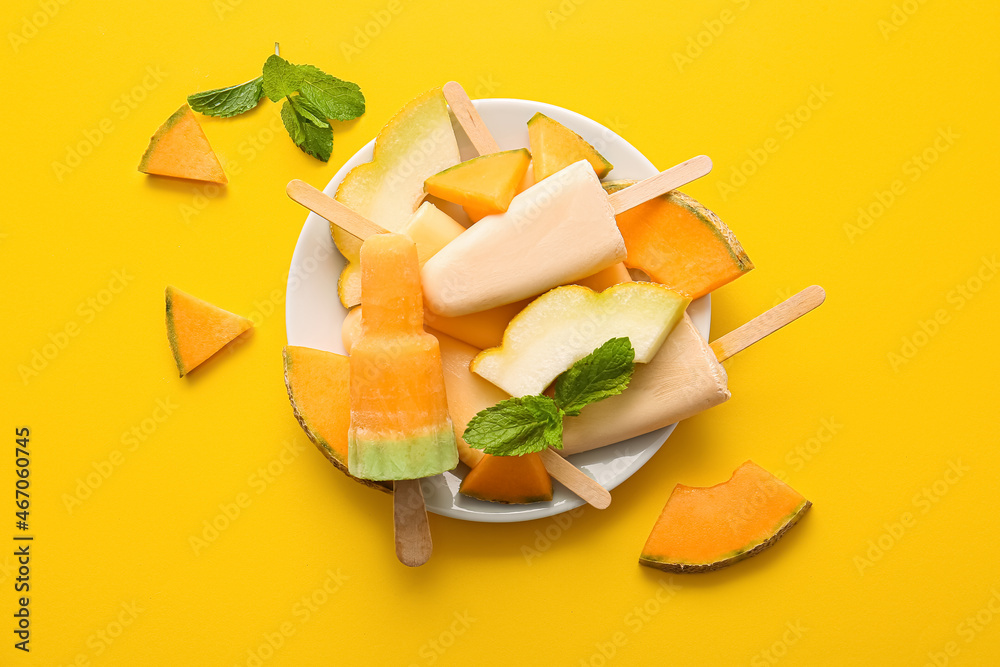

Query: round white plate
left=285, top=97, right=710, bottom=522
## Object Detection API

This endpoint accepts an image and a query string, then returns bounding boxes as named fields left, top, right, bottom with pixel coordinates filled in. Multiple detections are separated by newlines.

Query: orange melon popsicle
left=347, top=234, right=458, bottom=480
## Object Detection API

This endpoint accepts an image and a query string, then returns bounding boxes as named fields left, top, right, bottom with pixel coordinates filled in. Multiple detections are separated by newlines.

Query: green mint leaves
left=464, top=338, right=636, bottom=457
left=187, top=52, right=365, bottom=162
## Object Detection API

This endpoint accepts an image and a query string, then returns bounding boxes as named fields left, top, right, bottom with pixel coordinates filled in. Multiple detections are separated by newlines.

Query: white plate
left=285, top=97, right=710, bottom=522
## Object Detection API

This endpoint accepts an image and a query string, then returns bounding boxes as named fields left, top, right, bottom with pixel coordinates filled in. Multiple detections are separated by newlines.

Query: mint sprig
left=187, top=51, right=365, bottom=162
left=464, top=338, right=635, bottom=457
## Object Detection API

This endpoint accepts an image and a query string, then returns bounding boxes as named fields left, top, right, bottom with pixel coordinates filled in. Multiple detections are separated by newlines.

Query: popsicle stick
left=538, top=448, right=611, bottom=510
left=394, top=479, right=433, bottom=567
left=607, top=155, right=713, bottom=215
left=443, top=81, right=500, bottom=156
left=286, top=179, right=387, bottom=240
left=710, top=286, right=826, bottom=363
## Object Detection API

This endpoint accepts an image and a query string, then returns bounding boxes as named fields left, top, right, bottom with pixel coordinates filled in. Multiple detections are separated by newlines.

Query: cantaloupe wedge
left=459, top=453, right=552, bottom=504
left=640, top=461, right=811, bottom=573
left=424, top=148, right=531, bottom=217
left=334, top=89, right=461, bottom=307
left=471, top=282, right=689, bottom=397
left=348, top=234, right=458, bottom=480
left=139, top=105, right=228, bottom=184
left=603, top=181, right=752, bottom=299
left=165, top=286, right=252, bottom=376
left=464, top=160, right=536, bottom=223
left=282, top=346, right=390, bottom=493
left=528, top=112, right=613, bottom=181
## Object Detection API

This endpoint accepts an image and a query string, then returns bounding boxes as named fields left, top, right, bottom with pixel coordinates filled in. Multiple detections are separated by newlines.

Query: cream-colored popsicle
left=420, top=160, right=626, bottom=317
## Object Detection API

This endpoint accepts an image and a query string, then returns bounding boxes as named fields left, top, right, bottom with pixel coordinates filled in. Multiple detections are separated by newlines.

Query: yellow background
left=3, top=0, right=999, bottom=664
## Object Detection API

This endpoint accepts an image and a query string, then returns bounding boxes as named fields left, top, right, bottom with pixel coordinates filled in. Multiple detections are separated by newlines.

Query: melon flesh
left=459, top=453, right=552, bottom=504
left=603, top=181, right=752, bottom=299
left=165, top=286, right=251, bottom=376
left=348, top=234, right=458, bottom=480
left=282, top=346, right=390, bottom=493
left=640, top=461, right=811, bottom=573
left=334, top=89, right=461, bottom=307
left=139, top=105, right=227, bottom=184
left=398, top=202, right=466, bottom=266
left=528, top=112, right=613, bottom=181
left=424, top=148, right=531, bottom=216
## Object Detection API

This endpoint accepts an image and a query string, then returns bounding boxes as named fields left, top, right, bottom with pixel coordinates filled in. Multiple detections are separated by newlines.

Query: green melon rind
left=349, top=427, right=458, bottom=481
left=282, top=349, right=392, bottom=494
left=638, top=500, right=812, bottom=573
left=138, top=105, right=191, bottom=173
left=528, top=112, right=613, bottom=178
left=459, top=488, right=553, bottom=505
left=602, top=180, right=753, bottom=271
left=164, top=287, right=187, bottom=377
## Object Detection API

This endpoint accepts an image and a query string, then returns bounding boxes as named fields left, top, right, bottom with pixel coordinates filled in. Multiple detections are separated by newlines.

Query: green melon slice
left=165, top=286, right=252, bottom=376
left=640, top=461, right=811, bottom=573
left=528, top=112, right=613, bottom=181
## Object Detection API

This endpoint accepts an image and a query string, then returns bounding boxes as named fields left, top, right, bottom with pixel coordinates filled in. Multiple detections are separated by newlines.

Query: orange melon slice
left=460, top=453, right=552, bottom=504
left=464, top=160, right=536, bottom=223
left=165, top=286, right=252, bottom=376
left=348, top=234, right=458, bottom=480
left=424, top=148, right=531, bottom=216
left=139, top=105, right=227, bottom=184
left=528, top=112, right=613, bottom=181
left=640, top=461, right=811, bottom=573
left=603, top=181, right=752, bottom=300
left=282, top=346, right=390, bottom=493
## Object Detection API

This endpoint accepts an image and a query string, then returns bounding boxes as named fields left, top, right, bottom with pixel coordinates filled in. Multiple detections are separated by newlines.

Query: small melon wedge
left=603, top=181, right=752, bottom=299
left=282, top=346, right=390, bottom=493
left=165, top=286, right=252, bottom=376
left=334, top=88, right=461, bottom=307
left=528, top=112, right=613, bottom=182
left=471, top=282, right=690, bottom=397
left=640, top=461, right=811, bottom=573
left=459, top=453, right=552, bottom=504
left=464, top=160, right=536, bottom=223
left=398, top=202, right=466, bottom=266
left=139, top=105, right=228, bottom=184
left=425, top=148, right=531, bottom=216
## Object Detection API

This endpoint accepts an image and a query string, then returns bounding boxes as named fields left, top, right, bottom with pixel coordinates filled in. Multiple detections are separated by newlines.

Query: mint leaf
left=463, top=395, right=563, bottom=457
left=262, top=55, right=305, bottom=101
left=554, top=337, right=635, bottom=416
left=187, top=76, right=264, bottom=118
left=297, top=65, right=365, bottom=121
left=281, top=98, right=333, bottom=161
left=288, top=95, right=330, bottom=128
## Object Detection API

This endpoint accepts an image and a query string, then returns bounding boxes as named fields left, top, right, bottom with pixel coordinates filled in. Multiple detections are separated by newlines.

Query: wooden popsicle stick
left=538, top=448, right=612, bottom=510
left=710, top=286, right=826, bottom=363
left=443, top=81, right=500, bottom=156
left=286, top=179, right=387, bottom=240
left=393, top=479, right=433, bottom=566
left=607, top=155, right=713, bottom=215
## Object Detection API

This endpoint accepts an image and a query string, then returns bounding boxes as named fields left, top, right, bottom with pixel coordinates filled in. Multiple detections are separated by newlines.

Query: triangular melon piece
left=165, top=286, right=251, bottom=376
left=640, top=461, right=811, bottom=573
left=282, top=346, right=391, bottom=493
left=139, top=105, right=228, bottom=184
left=424, top=148, right=530, bottom=216
left=459, top=453, right=552, bottom=504
left=528, top=112, right=613, bottom=182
